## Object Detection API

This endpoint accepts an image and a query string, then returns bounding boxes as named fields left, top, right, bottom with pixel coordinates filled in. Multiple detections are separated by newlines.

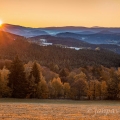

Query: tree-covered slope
left=0, top=39, right=120, bottom=69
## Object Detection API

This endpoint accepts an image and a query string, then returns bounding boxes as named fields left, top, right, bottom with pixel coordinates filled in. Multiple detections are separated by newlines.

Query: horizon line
left=2, top=23, right=120, bottom=28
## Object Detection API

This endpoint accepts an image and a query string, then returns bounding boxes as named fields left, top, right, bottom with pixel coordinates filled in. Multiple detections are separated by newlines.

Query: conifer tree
left=29, top=61, right=41, bottom=98
left=8, top=56, right=28, bottom=98
left=30, top=62, right=40, bottom=84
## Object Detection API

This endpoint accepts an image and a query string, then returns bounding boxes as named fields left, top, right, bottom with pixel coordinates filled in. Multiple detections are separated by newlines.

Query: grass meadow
left=0, top=99, right=120, bottom=120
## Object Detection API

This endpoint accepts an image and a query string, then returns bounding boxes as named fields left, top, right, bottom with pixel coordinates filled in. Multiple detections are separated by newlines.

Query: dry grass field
left=0, top=99, right=120, bottom=120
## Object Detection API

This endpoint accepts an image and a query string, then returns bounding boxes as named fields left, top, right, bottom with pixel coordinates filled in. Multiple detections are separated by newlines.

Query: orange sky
left=0, top=0, right=120, bottom=27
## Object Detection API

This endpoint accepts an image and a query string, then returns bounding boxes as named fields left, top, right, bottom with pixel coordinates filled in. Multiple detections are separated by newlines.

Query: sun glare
left=0, top=20, right=3, bottom=26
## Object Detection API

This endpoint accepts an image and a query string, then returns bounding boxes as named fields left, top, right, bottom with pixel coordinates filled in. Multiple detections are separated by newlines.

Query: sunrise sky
left=0, top=0, right=120, bottom=27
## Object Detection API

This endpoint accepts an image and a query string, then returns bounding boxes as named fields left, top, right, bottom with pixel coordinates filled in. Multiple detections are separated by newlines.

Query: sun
left=0, top=20, right=3, bottom=26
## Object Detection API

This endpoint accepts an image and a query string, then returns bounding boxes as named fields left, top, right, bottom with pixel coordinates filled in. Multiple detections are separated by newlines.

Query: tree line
left=0, top=56, right=120, bottom=100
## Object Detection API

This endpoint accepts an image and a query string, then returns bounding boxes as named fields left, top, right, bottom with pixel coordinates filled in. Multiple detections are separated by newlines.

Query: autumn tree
left=87, top=80, right=106, bottom=100
left=74, top=72, right=87, bottom=81
left=59, top=68, right=69, bottom=83
left=71, top=78, right=88, bottom=100
left=36, top=78, right=49, bottom=99
left=67, top=72, right=76, bottom=85
left=101, top=81, right=107, bottom=99
left=107, top=68, right=119, bottom=100
left=116, top=68, right=120, bottom=99
left=63, top=82, right=70, bottom=98
left=0, top=67, right=11, bottom=97
left=49, top=77, right=63, bottom=98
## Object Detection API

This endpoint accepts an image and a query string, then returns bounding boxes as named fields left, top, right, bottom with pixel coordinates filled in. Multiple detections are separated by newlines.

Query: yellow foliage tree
left=50, top=77, right=63, bottom=98
left=36, top=77, right=49, bottom=99
left=63, top=82, right=70, bottom=98
left=0, top=67, right=11, bottom=97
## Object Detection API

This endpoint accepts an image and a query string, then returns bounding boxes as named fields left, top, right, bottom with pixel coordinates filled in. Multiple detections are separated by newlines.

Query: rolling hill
left=29, top=35, right=94, bottom=48
left=56, top=32, right=120, bottom=44
left=0, top=30, right=24, bottom=46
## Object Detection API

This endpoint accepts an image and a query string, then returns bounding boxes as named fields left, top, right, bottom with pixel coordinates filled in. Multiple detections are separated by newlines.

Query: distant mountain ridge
left=1, top=24, right=49, bottom=37
left=1, top=24, right=120, bottom=37
left=56, top=32, right=120, bottom=44
left=77, top=31, right=96, bottom=34
left=1, top=23, right=120, bottom=54
left=96, top=30, right=116, bottom=34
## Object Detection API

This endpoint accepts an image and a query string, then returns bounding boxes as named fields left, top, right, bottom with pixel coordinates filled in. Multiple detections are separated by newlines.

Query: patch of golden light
left=0, top=20, right=3, bottom=26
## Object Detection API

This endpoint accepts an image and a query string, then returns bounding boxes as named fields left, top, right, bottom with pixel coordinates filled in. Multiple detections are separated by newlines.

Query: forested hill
left=0, top=38, right=120, bottom=69
left=29, top=35, right=94, bottom=48
left=0, top=31, right=24, bottom=46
